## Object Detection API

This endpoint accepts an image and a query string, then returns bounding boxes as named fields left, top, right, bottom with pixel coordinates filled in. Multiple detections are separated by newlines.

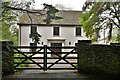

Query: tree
left=43, top=3, right=62, bottom=24
left=80, top=1, right=120, bottom=43
left=1, top=2, right=18, bottom=45
left=1, top=1, right=62, bottom=45
left=1, top=1, right=36, bottom=45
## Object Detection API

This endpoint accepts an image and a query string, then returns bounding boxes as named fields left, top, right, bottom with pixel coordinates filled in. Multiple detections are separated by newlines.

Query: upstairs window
left=53, top=27, right=59, bottom=36
left=31, top=25, right=37, bottom=34
left=76, top=27, right=81, bottom=36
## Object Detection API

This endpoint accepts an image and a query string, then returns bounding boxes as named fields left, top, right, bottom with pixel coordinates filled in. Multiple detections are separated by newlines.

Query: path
left=3, top=59, right=114, bottom=80
left=2, top=59, right=112, bottom=80
left=3, top=69, right=113, bottom=80
left=3, top=54, right=118, bottom=80
left=3, top=70, right=102, bottom=80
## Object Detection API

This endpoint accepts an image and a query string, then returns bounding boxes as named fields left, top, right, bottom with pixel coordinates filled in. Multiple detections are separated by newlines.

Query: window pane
left=31, top=26, right=37, bottom=34
left=76, top=27, right=81, bottom=36
left=53, top=27, right=59, bottom=36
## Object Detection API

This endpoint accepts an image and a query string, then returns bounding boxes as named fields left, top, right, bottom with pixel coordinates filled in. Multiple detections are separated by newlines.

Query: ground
left=3, top=70, right=108, bottom=80
left=2, top=59, right=116, bottom=80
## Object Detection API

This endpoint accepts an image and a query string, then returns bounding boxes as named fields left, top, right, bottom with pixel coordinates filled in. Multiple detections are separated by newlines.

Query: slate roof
left=19, top=10, right=82, bottom=25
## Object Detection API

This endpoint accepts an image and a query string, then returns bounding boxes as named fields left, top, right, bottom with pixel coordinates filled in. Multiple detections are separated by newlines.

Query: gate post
left=75, top=43, right=79, bottom=71
left=77, top=40, right=92, bottom=72
left=44, top=45, right=47, bottom=71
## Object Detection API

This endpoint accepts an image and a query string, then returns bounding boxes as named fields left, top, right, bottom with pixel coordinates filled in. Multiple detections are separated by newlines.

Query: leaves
left=43, top=3, right=63, bottom=24
left=1, top=1, right=63, bottom=45
left=29, top=32, right=41, bottom=44
left=1, top=2, right=19, bottom=45
left=80, top=2, right=120, bottom=43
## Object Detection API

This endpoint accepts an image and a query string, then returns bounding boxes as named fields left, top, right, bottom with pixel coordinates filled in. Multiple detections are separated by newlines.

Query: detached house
left=18, top=10, right=89, bottom=48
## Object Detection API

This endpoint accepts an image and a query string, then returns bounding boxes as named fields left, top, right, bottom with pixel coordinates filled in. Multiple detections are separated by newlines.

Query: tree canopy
left=1, top=1, right=62, bottom=45
left=1, top=2, right=18, bottom=44
left=80, top=1, right=120, bottom=43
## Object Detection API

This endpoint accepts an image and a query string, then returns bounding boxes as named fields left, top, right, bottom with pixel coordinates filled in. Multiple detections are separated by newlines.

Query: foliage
left=43, top=3, right=63, bottom=24
left=29, top=32, right=41, bottom=44
left=1, top=1, right=35, bottom=45
left=2, top=41, right=14, bottom=76
left=14, top=53, right=29, bottom=68
left=1, top=1, right=63, bottom=75
left=1, top=1, right=35, bottom=75
left=0, top=2, right=18, bottom=45
left=28, top=3, right=62, bottom=43
left=80, top=2, right=120, bottom=43
left=1, top=1, right=63, bottom=45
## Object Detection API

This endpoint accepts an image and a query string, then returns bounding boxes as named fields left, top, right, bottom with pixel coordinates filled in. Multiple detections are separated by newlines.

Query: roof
left=17, top=23, right=83, bottom=27
left=19, top=10, right=82, bottom=25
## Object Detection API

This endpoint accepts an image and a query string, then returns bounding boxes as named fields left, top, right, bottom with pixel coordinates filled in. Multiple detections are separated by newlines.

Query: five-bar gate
left=13, top=45, right=78, bottom=71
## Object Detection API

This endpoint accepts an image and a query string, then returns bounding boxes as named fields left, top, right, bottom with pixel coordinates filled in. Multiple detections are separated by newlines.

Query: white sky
left=34, top=0, right=86, bottom=11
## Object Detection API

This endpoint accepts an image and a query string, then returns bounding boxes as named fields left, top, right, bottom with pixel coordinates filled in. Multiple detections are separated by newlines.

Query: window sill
left=75, top=35, right=82, bottom=37
left=53, top=35, right=60, bottom=37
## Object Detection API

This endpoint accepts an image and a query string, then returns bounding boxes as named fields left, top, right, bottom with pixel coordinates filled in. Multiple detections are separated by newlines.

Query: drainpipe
left=19, top=25, right=21, bottom=46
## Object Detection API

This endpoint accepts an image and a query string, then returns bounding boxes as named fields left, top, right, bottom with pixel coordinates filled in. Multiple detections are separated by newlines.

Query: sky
left=33, top=0, right=86, bottom=11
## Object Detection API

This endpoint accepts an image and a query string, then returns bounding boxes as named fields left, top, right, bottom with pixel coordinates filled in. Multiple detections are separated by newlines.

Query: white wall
left=20, top=26, right=89, bottom=57
left=20, top=26, right=89, bottom=46
left=61, top=27, right=88, bottom=46
left=38, top=26, right=52, bottom=45
left=20, top=26, right=30, bottom=46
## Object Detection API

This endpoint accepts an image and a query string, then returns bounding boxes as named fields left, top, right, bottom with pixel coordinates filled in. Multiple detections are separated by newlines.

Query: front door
left=51, top=43, right=62, bottom=57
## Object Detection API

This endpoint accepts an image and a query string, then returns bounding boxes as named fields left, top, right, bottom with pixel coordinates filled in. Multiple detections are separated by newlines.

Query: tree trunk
left=118, top=28, right=120, bottom=42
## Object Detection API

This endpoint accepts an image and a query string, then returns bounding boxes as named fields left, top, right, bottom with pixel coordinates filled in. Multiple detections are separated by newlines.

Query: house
left=18, top=10, right=90, bottom=57
left=96, top=23, right=119, bottom=44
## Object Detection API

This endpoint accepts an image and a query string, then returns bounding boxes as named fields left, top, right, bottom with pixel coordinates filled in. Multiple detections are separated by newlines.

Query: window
left=41, top=42, right=44, bottom=45
left=31, top=25, right=37, bottom=34
left=53, top=27, right=59, bottom=36
left=76, top=27, right=81, bottom=36
left=69, top=42, right=71, bottom=45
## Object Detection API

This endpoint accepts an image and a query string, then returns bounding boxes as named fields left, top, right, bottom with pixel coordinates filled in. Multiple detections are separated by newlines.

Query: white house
left=18, top=10, right=90, bottom=57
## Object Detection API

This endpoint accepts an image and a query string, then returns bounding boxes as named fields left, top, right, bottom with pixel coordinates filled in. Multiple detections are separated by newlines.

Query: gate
left=13, top=45, right=78, bottom=71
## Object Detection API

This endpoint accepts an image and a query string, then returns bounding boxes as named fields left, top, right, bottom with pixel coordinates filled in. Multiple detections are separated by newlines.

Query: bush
left=2, top=41, right=14, bottom=76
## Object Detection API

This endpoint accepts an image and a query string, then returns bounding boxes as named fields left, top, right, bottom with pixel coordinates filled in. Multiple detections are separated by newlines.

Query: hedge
left=77, top=41, right=120, bottom=77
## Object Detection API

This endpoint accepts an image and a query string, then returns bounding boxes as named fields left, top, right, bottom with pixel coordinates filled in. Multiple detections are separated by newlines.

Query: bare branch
left=105, top=17, right=120, bottom=28
left=27, top=12, right=33, bottom=24
left=112, top=4, right=120, bottom=24
left=4, top=6, right=45, bottom=15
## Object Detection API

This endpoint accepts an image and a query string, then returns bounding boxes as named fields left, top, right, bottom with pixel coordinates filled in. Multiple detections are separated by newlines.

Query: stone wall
left=0, top=41, right=2, bottom=79
left=1, top=41, right=14, bottom=76
left=77, top=41, right=120, bottom=76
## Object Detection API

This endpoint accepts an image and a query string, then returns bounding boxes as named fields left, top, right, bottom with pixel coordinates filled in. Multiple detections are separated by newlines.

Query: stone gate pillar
left=76, top=40, right=91, bottom=72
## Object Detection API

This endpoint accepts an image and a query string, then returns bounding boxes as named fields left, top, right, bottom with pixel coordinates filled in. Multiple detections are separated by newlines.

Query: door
left=51, top=43, right=62, bottom=57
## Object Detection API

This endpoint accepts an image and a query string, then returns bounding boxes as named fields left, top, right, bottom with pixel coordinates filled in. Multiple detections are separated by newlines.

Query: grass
left=14, top=53, right=30, bottom=67
left=14, top=53, right=30, bottom=74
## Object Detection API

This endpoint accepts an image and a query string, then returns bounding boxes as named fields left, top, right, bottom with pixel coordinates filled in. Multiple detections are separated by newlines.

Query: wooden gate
left=13, top=45, right=78, bottom=71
